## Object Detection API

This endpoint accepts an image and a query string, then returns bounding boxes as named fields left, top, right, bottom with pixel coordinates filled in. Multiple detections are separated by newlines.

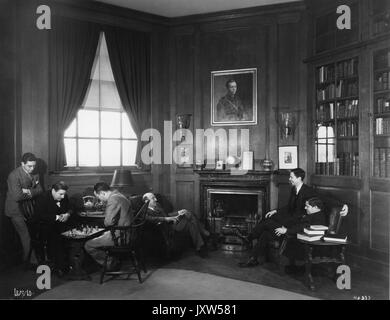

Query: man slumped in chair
left=84, top=182, right=132, bottom=271
left=142, top=193, right=210, bottom=258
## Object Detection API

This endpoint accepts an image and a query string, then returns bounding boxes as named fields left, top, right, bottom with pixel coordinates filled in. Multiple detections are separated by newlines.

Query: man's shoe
left=238, top=257, right=260, bottom=268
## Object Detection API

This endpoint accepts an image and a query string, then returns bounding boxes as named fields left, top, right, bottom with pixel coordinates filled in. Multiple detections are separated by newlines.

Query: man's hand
left=58, top=213, right=70, bottom=223
left=340, top=204, right=348, bottom=217
left=275, top=227, right=287, bottom=237
left=165, top=216, right=179, bottom=224
left=265, top=210, right=277, bottom=219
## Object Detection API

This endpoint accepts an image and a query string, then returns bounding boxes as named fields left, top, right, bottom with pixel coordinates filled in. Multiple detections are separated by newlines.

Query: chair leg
left=100, top=253, right=109, bottom=284
left=131, top=251, right=142, bottom=283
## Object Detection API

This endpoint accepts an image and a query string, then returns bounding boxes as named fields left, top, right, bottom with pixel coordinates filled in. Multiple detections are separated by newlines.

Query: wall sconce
left=177, top=113, right=192, bottom=141
left=278, top=110, right=299, bottom=140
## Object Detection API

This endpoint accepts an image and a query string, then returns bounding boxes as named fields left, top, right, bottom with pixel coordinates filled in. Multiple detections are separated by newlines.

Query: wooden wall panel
left=176, top=180, right=195, bottom=214
left=370, top=191, right=390, bottom=253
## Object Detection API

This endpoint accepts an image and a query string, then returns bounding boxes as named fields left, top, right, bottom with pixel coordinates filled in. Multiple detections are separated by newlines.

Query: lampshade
left=110, top=169, right=134, bottom=187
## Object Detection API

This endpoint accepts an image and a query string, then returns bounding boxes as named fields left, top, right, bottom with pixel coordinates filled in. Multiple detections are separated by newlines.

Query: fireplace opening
left=206, top=188, right=264, bottom=251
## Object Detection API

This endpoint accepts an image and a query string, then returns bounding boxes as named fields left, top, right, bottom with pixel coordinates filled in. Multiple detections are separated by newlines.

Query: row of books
left=375, top=117, right=390, bottom=135
left=315, top=153, right=359, bottom=176
left=374, top=71, right=390, bottom=91
left=374, top=50, right=390, bottom=70
left=316, top=100, right=359, bottom=121
left=317, top=65, right=335, bottom=84
left=317, top=81, right=358, bottom=100
left=335, top=59, right=358, bottom=79
left=337, top=120, right=358, bottom=137
left=375, top=96, right=390, bottom=114
left=373, top=148, right=390, bottom=178
left=297, top=225, right=347, bottom=243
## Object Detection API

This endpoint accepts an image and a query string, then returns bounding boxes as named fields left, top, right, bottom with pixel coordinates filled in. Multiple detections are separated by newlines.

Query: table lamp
left=110, top=169, right=134, bottom=191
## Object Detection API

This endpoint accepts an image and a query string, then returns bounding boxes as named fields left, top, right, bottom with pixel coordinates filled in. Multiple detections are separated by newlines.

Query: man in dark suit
left=238, top=168, right=348, bottom=267
left=84, top=182, right=132, bottom=271
left=33, top=181, right=73, bottom=274
left=5, top=153, right=43, bottom=268
left=143, top=192, right=210, bottom=258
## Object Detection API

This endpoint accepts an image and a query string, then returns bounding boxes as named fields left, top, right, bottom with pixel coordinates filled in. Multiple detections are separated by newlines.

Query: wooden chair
left=99, top=201, right=149, bottom=284
left=281, top=206, right=348, bottom=290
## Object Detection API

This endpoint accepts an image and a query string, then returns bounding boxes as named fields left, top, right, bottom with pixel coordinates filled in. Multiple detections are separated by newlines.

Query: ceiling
left=95, top=0, right=301, bottom=18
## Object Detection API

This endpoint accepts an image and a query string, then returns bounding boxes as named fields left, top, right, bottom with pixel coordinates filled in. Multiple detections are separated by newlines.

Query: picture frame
left=278, top=146, right=298, bottom=170
left=211, top=68, right=257, bottom=126
left=175, top=144, right=193, bottom=168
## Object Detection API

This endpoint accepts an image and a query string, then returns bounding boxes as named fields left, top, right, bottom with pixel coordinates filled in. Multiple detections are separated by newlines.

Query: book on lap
left=297, top=233, right=323, bottom=242
left=323, top=233, right=348, bottom=243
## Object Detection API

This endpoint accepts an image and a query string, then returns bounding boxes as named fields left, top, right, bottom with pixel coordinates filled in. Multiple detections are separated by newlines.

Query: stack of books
left=297, top=225, right=328, bottom=242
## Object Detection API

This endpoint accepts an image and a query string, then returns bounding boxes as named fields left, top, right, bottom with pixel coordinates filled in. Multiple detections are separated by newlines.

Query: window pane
left=91, top=55, right=100, bottom=80
left=101, top=140, right=120, bottom=166
left=83, top=80, right=99, bottom=108
left=318, top=144, right=327, bottom=162
left=101, top=81, right=121, bottom=109
left=79, top=139, right=99, bottom=166
left=101, top=111, right=121, bottom=138
left=122, top=113, right=137, bottom=138
left=64, top=119, right=76, bottom=137
left=123, top=140, right=138, bottom=165
left=64, top=138, right=76, bottom=167
left=78, top=110, right=99, bottom=137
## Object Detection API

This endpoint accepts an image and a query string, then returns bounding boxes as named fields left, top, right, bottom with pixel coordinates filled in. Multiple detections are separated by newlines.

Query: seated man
left=142, top=192, right=210, bottom=258
left=32, top=181, right=73, bottom=275
left=84, top=182, right=132, bottom=271
left=237, top=168, right=348, bottom=267
left=239, top=197, right=326, bottom=268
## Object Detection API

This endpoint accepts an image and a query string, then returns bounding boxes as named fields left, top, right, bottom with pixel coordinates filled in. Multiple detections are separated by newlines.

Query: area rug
left=35, top=268, right=316, bottom=300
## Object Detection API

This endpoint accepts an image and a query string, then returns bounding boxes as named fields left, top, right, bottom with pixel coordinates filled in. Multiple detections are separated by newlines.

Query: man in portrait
left=216, top=79, right=252, bottom=122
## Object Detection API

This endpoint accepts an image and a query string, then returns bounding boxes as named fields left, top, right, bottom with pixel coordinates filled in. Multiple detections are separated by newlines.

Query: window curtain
left=104, top=27, right=151, bottom=168
left=49, top=16, right=100, bottom=170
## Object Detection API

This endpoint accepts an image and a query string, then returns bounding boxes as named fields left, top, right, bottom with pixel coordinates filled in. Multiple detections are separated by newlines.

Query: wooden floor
left=0, top=248, right=388, bottom=300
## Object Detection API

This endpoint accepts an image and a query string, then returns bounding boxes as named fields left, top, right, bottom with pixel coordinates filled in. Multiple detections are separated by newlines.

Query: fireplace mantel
left=195, top=169, right=272, bottom=181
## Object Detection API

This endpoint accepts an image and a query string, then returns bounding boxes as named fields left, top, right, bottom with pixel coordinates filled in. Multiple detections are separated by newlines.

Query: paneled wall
left=168, top=4, right=308, bottom=215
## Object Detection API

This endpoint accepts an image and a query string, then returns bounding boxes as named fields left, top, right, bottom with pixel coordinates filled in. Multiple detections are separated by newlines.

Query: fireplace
left=196, top=170, right=271, bottom=251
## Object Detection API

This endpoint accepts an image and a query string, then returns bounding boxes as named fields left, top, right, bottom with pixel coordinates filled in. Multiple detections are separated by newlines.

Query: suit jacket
left=277, top=184, right=317, bottom=219
left=104, top=190, right=132, bottom=227
left=286, top=210, right=327, bottom=235
left=145, top=203, right=179, bottom=224
left=5, top=166, right=43, bottom=218
left=33, top=190, right=72, bottom=225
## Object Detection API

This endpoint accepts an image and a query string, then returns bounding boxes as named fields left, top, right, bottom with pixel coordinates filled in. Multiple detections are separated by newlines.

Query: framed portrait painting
left=211, top=68, right=257, bottom=126
left=278, top=146, right=298, bottom=170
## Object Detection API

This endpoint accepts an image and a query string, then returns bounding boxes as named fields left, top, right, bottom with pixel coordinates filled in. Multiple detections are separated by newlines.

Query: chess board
left=79, top=211, right=105, bottom=217
left=62, top=227, right=105, bottom=240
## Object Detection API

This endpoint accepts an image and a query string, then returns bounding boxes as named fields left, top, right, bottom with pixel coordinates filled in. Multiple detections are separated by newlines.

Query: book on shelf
left=297, top=233, right=323, bottom=242
left=303, top=227, right=326, bottom=235
left=374, top=147, right=390, bottom=178
left=380, top=148, right=387, bottom=178
left=323, top=233, right=348, bottom=243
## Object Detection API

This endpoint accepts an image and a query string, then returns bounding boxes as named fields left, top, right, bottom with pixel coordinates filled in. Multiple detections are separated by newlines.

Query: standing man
left=5, top=153, right=43, bottom=268
left=84, top=182, right=132, bottom=271
left=33, top=181, right=73, bottom=275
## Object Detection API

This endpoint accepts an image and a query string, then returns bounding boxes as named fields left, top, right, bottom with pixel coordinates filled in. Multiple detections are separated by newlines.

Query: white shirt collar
left=295, top=183, right=303, bottom=195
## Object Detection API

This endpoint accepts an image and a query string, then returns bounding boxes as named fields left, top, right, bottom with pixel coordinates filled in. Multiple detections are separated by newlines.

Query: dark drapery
left=104, top=27, right=151, bottom=168
left=49, top=16, right=100, bottom=170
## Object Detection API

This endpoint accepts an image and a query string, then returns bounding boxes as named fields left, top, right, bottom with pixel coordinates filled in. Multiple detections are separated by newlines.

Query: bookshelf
left=373, top=47, right=390, bottom=179
left=371, top=0, right=390, bottom=36
left=314, top=57, right=359, bottom=176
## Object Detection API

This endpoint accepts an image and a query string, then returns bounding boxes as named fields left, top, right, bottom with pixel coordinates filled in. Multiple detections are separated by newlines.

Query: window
left=315, top=125, right=335, bottom=163
left=64, top=32, right=138, bottom=168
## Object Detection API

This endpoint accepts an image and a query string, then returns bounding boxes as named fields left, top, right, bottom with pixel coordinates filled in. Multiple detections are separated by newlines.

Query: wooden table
left=61, top=228, right=105, bottom=280
left=298, top=239, right=348, bottom=291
